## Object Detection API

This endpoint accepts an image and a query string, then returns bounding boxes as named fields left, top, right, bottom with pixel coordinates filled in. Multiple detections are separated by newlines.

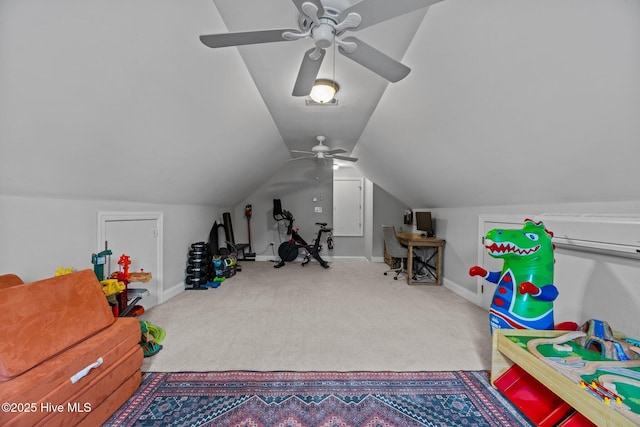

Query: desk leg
left=436, top=246, right=442, bottom=285
left=406, top=243, right=414, bottom=285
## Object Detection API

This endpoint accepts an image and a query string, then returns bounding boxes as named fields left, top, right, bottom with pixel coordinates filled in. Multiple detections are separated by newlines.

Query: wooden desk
left=395, top=232, right=445, bottom=285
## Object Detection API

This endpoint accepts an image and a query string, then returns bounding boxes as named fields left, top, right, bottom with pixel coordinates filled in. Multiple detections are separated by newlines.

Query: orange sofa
left=0, top=269, right=143, bottom=426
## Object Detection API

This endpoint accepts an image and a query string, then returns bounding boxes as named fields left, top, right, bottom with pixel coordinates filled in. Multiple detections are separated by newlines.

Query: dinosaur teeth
left=485, top=241, right=540, bottom=256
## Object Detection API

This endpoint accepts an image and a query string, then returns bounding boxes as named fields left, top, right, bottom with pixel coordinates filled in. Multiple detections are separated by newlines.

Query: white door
left=478, top=215, right=530, bottom=309
left=333, top=178, right=363, bottom=236
left=99, top=213, right=162, bottom=311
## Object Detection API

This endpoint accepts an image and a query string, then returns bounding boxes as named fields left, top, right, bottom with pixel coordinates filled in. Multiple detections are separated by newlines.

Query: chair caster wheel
left=384, top=272, right=388, bottom=276
left=394, top=277, right=398, bottom=280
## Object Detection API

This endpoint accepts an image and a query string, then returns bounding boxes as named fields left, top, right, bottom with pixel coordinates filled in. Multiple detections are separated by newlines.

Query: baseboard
left=371, top=256, right=385, bottom=263
left=255, top=255, right=370, bottom=263
left=326, top=256, right=369, bottom=262
left=443, top=277, right=481, bottom=307
left=161, top=281, right=186, bottom=303
left=255, top=255, right=282, bottom=263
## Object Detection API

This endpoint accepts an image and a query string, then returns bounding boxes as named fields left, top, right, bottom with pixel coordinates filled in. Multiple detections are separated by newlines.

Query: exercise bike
left=272, top=199, right=331, bottom=269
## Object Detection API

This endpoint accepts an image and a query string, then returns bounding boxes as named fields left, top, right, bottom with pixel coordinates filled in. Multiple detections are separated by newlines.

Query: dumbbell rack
left=185, top=242, right=211, bottom=290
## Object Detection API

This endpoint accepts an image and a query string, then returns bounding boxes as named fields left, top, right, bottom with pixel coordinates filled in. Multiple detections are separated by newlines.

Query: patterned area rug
left=104, top=371, right=532, bottom=427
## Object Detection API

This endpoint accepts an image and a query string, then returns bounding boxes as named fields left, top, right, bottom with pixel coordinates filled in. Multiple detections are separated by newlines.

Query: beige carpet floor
left=140, top=260, right=492, bottom=372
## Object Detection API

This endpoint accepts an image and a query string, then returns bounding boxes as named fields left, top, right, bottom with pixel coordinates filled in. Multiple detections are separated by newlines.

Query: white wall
left=0, top=0, right=288, bottom=207
left=231, top=163, right=408, bottom=262
left=230, top=160, right=409, bottom=262
left=355, top=0, right=640, bottom=209
left=434, top=200, right=640, bottom=338
left=231, top=160, right=334, bottom=261
left=0, top=195, right=223, bottom=296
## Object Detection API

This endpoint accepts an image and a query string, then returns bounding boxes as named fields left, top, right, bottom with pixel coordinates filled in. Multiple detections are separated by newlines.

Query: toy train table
left=491, top=329, right=640, bottom=426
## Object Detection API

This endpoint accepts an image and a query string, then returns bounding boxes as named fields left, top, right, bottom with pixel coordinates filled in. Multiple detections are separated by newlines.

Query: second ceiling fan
left=288, top=136, right=358, bottom=162
left=200, top=0, right=444, bottom=97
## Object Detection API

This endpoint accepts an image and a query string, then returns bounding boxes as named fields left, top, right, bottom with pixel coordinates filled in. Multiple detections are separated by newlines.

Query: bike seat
left=315, top=222, right=328, bottom=227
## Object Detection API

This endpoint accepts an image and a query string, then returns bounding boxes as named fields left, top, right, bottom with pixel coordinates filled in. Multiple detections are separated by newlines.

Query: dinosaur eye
left=525, top=233, right=539, bottom=241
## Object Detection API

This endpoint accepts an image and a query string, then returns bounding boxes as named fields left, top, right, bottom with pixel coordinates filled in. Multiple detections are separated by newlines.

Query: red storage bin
left=557, top=411, right=597, bottom=427
left=494, top=364, right=574, bottom=427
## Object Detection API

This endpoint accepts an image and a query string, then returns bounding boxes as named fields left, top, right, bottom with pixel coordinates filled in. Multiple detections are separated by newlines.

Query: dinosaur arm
left=485, top=271, right=501, bottom=284
left=519, top=282, right=559, bottom=301
left=469, top=266, right=487, bottom=277
left=468, top=266, right=502, bottom=283
left=538, top=284, right=559, bottom=301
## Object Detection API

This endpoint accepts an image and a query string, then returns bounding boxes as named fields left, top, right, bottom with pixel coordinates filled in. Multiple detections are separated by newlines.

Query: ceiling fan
left=200, top=0, right=444, bottom=97
left=288, top=136, right=358, bottom=162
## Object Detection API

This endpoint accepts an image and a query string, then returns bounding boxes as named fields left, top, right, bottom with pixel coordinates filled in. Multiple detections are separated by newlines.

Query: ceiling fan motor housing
left=311, top=22, right=336, bottom=48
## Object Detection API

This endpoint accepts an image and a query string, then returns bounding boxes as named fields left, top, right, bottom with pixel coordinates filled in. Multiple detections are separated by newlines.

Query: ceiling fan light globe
left=310, top=79, right=339, bottom=103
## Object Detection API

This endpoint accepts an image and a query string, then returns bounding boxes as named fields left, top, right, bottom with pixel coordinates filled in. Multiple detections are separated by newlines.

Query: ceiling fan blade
left=292, top=47, right=326, bottom=96
left=287, top=155, right=316, bottom=162
left=292, top=0, right=325, bottom=24
left=325, top=148, right=348, bottom=155
left=290, top=149, right=315, bottom=154
left=338, top=36, right=410, bottom=82
left=332, top=155, right=358, bottom=162
left=340, top=0, right=445, bottom=31
left=200, top=29, right=297, bottom=48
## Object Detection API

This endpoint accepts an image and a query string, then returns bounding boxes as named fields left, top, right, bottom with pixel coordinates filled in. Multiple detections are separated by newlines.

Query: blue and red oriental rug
left=104, top=371, right=532, bottom=426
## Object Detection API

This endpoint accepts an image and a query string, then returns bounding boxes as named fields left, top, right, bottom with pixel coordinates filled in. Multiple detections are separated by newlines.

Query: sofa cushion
left=0, top=269, right=115, bottom=380
left=0, top=274, right=24, bottom=290
left=0, top=317, right=141, bottom=426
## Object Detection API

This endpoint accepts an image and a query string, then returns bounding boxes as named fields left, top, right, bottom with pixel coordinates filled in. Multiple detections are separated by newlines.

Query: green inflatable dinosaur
left=469, top=219, right=558, bottom=332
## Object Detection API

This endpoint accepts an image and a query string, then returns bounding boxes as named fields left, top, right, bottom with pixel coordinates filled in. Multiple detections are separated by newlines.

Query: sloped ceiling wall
left=1, top=1, right=639, bottom=210
left=0, top=0, right=288, bottom=206
left=355, top=0, right=640, bottom=208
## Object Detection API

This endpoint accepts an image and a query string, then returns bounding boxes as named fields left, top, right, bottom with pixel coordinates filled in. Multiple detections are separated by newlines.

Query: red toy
left=116, top=254, right=131, bottom=284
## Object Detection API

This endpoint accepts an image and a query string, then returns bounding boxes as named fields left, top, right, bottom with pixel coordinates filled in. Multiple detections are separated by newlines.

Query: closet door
left=333, top=178, right=363, bottom=236
left=99, top=212, right=163, bottom=310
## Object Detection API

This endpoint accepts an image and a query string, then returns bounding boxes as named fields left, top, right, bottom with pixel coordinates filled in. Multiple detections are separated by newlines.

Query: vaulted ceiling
left=208, top=0, right=431, bottom=156
left=1, top=0, right=639, bottom=208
